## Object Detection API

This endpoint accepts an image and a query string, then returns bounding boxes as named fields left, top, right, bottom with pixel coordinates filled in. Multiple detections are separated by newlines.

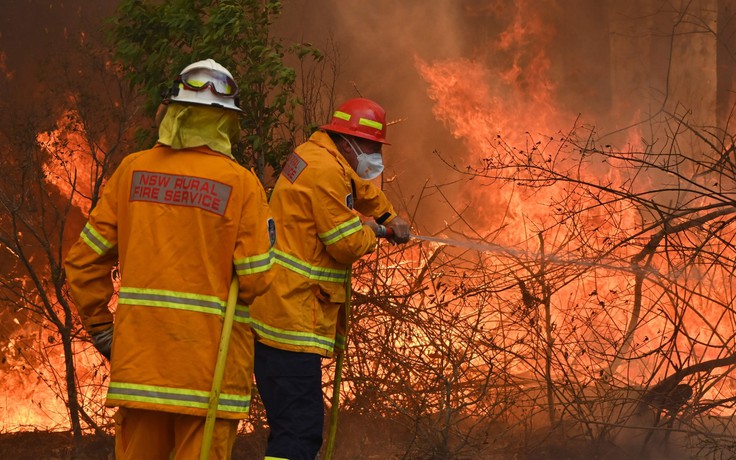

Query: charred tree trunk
left=539, top=233, right=556, bottom=427
left=60, top=324, right=83, bottom=443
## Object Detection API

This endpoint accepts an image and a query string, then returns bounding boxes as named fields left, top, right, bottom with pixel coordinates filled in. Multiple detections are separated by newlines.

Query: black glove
left=91, top=327, right=113, bottom=360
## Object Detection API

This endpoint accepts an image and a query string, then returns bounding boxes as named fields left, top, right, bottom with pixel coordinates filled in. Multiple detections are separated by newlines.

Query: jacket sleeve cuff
left=376, top=212, right=393, bottom=225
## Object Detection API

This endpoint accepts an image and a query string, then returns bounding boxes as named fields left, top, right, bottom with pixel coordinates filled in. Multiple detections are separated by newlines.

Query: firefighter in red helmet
left=249, top=97, right=411, bottom=460
left=65, top=59, right=275, bottom=459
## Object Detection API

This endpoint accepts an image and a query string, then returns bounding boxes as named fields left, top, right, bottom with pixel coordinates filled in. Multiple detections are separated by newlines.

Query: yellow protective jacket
left=64, top=144, right=275, bottom=419
left=249, top=131, right=396, bottom=357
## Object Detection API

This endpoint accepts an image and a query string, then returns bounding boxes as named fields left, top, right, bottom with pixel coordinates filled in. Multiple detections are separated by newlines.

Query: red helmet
left=320, top=98, right=390, bottom=144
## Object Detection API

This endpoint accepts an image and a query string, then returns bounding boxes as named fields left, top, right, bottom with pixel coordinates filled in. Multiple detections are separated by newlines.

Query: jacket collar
left=309, top=130, right=354, bottom=172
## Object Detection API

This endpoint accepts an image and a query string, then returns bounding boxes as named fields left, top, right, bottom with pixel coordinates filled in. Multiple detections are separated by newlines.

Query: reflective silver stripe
left=107, top=382, right=249, bottom=413
left=80, top=223, right=113, bottom=255
left=118, top=287, right=225, bottom=315
left=234, top=303, right=250, bottom=324
left=273, top=250, right=348, bottom=283
left=250, top=318, right=334, bottom=353
left=234, top=250, right=274, bottom=275
left=318, top=217, right=363, bottom=245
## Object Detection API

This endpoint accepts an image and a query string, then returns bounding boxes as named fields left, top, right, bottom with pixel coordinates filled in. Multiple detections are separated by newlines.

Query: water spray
left=380, top=226, right=648, bottom=273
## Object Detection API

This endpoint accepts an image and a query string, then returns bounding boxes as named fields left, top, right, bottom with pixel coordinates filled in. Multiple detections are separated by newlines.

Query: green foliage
left=106, top=0, right=322, bottom=180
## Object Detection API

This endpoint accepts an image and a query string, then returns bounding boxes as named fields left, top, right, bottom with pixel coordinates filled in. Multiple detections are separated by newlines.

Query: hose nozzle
left=376, top=225, right=395, bottom=238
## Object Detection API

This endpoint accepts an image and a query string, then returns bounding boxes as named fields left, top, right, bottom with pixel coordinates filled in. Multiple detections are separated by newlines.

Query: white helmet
left=167, top=59, right=242, bottom=112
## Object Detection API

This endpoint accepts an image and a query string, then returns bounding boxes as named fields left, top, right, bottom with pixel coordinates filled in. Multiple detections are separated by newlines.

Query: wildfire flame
left=38, top=108, right=99, bottom=217
left=0, top=108, right=109, bottom=433
left=410, top=0, right=736, bottom=423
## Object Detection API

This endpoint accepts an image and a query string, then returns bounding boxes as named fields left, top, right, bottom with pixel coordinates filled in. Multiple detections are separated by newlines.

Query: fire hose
left=324, top=267, right=352, bottom=460
left=199, top=274, right=239, bottom=460
left=325, top=225, right=394, bottom=459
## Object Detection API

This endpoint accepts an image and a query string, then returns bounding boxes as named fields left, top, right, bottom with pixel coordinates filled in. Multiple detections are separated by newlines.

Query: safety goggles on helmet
left=175, top=68, right=239, bottom=97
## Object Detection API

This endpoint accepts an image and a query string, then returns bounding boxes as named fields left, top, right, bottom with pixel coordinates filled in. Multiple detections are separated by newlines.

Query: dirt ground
left=0, top=412, right=411, bottom=459
left=0, top=423, right=689, bottom=460
left=0, top=432, right=268, bottom=460
left=0, top=433, right=278, bottom=459
left=0, top=432, right=113, bottom=460
left=0, top=430, right=627, bottom=460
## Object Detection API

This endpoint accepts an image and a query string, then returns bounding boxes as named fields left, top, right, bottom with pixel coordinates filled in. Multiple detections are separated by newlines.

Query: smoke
left=0, top=1, right=117, bottom=99
left=7, top=0, right=725, bottom=233
left=276, top=0, right=736, bottom=235
left=4, top=1, right=733, bottom=229
left=275, top=2, right=471, bottom=232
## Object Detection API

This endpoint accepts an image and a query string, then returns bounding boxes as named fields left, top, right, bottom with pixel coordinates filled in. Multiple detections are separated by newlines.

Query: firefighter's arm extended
left=232, top=170, right=276, bottom=305
left=351, top=176, right=410, bottom=243
left=313, top=172, right=377, bottom=265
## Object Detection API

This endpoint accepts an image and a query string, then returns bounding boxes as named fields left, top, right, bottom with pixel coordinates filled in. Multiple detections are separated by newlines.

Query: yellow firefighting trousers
left=113, top=407, right=238, bottom=460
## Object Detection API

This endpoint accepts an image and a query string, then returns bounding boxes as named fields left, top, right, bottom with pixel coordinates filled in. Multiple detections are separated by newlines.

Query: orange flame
left=413, top=1, right=736, bottom=416
left=37, top=108, right=99, bottom=217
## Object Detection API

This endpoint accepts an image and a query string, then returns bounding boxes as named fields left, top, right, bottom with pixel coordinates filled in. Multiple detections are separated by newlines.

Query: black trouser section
left=254, top=341, right=324, bottom=460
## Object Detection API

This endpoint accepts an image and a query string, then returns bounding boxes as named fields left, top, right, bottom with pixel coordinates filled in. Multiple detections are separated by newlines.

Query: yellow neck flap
left=158, top=104, right=240, bottom=158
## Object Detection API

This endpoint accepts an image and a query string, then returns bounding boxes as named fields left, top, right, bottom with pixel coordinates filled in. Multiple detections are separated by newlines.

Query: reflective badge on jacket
left=281, top=152, right=308, bottom=183
left=129, top=171, right=232, bottom=216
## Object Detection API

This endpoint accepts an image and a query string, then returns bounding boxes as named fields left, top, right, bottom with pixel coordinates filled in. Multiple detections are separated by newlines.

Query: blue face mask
left=342, top=135, right=384, bottom=180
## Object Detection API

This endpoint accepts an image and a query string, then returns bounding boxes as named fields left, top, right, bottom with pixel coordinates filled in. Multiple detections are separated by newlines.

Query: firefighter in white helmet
left=249, top=98, right=411, bottom=460
left=65, top=58, right=275, bottom=460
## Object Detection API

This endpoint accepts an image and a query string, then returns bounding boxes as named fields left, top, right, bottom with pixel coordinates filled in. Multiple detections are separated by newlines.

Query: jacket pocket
left=316, top=281, right=346, bottom=304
